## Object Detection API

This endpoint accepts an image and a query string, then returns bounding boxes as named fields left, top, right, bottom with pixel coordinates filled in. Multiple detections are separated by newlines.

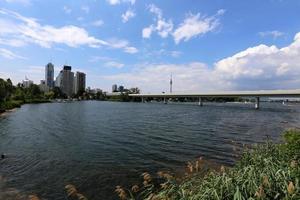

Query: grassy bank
left=115, top=129, right=300, bottom=200
left=0, top=99, right=51, bottom=114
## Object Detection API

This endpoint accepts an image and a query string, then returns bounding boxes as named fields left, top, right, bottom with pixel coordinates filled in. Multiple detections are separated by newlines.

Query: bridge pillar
left=164, top=97, right=167, bottom=104
left=141, top=97, right=145, bottom=103
left=255, top=97, right=260, bottom=110
left=198, top=97, right=203, bottom=106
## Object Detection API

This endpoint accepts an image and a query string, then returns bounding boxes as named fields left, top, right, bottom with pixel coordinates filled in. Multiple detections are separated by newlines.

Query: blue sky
left=0, top=0, right=300, bottom=92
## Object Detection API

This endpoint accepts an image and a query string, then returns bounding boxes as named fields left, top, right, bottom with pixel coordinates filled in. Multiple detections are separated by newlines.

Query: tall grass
left=117, top=129, right=300, bottom=200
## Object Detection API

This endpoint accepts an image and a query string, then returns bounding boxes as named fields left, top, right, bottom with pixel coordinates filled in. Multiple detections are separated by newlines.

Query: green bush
left=118, top=130, right=300, bottom=200
left=0, top=100, right=23, bottom=110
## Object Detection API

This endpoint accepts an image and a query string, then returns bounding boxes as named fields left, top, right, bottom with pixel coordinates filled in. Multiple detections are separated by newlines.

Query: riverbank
left=116, top=129, right=300, bottom=200
left=0, top=99, right=51, bottom=116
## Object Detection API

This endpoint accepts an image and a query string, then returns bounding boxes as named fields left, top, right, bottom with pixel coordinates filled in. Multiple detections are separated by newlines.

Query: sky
left=0, top=0, right=300, bottom=93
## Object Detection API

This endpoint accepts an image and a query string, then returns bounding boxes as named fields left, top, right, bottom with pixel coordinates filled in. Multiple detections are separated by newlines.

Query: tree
left=0, top=79, right=7, bottom=102
left=13, top=87, right=25, bottom=101
left=52, top=87, right=65, bottom=98
left=45, top=91, right=55, bottom=99
left=129, top=87, right=140, bottom=94
left=26, top=84, right=41, bottom=99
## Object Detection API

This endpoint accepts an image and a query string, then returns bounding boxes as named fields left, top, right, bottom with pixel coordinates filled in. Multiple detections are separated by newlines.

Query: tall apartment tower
left=74, top=72, right=86, bottom=95
left=112, top=84, right=118, bottom=92
left=45, top=62, right=54, bottom=88
left=56, top=65, right=74, bottom=97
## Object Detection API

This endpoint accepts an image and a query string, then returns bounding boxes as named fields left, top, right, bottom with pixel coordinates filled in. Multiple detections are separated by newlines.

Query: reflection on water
left=0, top=101, right=300, bottom=199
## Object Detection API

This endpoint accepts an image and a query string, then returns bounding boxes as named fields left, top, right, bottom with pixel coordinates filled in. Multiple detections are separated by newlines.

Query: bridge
left=128, top=89, right=300, bottom=109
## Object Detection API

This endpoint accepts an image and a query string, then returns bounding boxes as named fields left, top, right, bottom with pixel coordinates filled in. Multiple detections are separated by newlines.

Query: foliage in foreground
left=115, top=129, right=300, bottom=200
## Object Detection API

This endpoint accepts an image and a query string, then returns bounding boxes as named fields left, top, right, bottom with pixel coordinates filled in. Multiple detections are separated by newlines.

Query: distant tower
left=170, top=74, right=173, bottom=93
left=45, top=62, right=54, bottom=88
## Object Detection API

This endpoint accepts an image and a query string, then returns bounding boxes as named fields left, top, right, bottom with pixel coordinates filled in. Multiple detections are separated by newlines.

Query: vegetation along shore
left=112, top=129, right=300, bottom=200
left=0, top=78, right=51, bottom=114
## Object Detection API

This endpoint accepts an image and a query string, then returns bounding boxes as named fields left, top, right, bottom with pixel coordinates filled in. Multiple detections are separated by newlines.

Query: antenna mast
left=170, top=74, right=173, bottom=93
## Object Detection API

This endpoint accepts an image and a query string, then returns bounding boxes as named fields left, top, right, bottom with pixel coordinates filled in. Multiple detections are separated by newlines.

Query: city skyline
left=0, top=0, right=300, bottom=93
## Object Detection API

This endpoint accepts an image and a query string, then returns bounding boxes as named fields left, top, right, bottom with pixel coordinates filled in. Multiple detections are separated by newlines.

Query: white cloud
left=81, top=6, right=90, bottom=14
left=144, top=49, right=182, bottom=58
left=106, top=38, right=138, bottom=53
left=0, top=38, right=26, bottom=47
left=4, top=0, right=30, bottom=5
left=173, top=10, right=224, bottom=44
left=121, top=9, right=136, bottom=23
left=105, top=61, right=125, bottom=69
left=156, top=19, right=173, bottom=38
left=91, top=19, right=104, bottom=27
left=0, top=9, right=137, bottom=54
left=142, top=4, right=173, bottom=39
left=124, top=46, right=138, bottom=54
left=103, top=62, right=222, bottom=93
left=259, top=30, right=284, bottom=39
left=148, top=4, right=162, bottom=19
left=106, top=0, right=120, bottom=5
left=104, top=32, right=300, bottom=92
left=143, top=6, right=223, bottom=43
left=106, top=0, right=135, bottom=5
left=142, top=25, right=153, bottom=38
left=0, top=48, right=26, bottom=59
left=63, top=6, right=72, bottom=14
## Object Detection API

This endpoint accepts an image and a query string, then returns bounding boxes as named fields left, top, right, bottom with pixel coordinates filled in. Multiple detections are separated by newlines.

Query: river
left=0, top=101, right=300, bottom=199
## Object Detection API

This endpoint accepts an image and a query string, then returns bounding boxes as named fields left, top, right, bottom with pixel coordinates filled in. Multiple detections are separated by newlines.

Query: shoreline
left=0, top=99, right=51, bottom=117
left=0, top=108, right=18, bottom=117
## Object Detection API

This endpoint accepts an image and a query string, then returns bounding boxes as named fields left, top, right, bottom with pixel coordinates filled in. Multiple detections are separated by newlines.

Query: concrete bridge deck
left=128, top=89, right=300, bottom=98
left=128, top=89, right=300, bottom=109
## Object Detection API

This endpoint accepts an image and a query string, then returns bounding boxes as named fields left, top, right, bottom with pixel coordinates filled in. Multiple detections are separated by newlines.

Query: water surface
left=1, top=101, right=300, bottom=199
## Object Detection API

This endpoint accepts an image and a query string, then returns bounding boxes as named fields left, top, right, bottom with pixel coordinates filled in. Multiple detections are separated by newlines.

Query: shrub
left=118, top=129, right=300, bottom=200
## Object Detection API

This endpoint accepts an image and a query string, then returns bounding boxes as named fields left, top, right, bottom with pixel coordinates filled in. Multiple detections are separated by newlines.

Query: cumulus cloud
left=106, top=38, right=138, bottom=53
left=124, top=46, right=138, bottom=54
left=106, top=0, right=136, bottom=5
left=142, top=4, right=173, bottom=39
left=121, top=9, right=136, bottom=23
left=143, top=5, right=223, bottom=43
left=173, top=10, right=224, bottom=44
left=259, top=30, right=284, bottom=39
left=0, top=48, right=26, bottom=59
left=105, top=61, right=125, bottom=69
left=142, top=25, right=153, bottom=38
left=0, top=9, right=137, bottom=54
left=104, top=32, right=300, bottom=92
left=103, top=62, right=224, bottom=93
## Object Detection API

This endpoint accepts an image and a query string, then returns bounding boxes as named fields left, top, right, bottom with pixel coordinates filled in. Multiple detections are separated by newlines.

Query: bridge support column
left=164, top=97, right=167, bottom=104
left=198, top=97, right=203, bottom=106
left=141, top=97, right=145, bottom=103
left=255, top=97, right=260, bottom=110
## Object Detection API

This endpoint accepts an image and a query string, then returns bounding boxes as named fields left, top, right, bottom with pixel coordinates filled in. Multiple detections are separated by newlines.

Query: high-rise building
left=112, top=84, right=118, bottom=92
left=118, top=85, right=124, bottom=92
left=45, top=63, right=54, bottom=88
left=55, top=65, right=74, bottom=97
left=22, top=77, right=33, bottom=88
left=39, top=80, right=49, bottom=92
left=74, top=72, right=86, bottom=94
